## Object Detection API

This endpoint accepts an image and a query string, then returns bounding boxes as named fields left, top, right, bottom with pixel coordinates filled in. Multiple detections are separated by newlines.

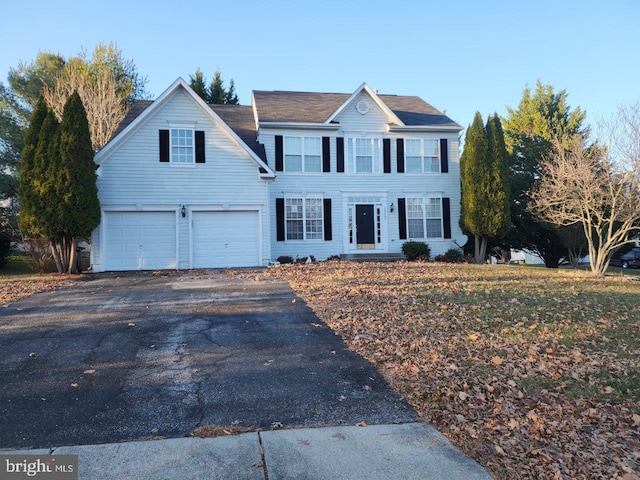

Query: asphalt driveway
left=0, top=271, right=416, bottom=449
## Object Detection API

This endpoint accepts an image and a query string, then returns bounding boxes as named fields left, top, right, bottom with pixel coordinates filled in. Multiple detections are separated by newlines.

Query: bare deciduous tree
left=529, top=103, right=640, bottom=276
left=43, top=60, right=127, bottom=151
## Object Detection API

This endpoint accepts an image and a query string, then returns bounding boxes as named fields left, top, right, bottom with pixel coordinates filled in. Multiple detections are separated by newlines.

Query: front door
left=356, top=204, right=375, bottom=249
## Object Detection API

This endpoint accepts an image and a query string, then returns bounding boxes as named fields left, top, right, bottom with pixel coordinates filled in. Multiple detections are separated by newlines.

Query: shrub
left=402, top=241, right=431, bottom=261
left=444, top=248, right=464, bottom=263
left=326, top=255, right=342, bottom=262
left=276, top=255, right=294, bottom=264
left=21, top=237, right=52, bottom=273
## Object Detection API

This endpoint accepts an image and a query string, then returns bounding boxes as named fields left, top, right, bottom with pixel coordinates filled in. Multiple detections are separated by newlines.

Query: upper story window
left=284, top=136, right=322, bottom=172
left=171, top=128, right=194, bottom=163
left=346, top=138, right=381, bottom=174
left=406, top=197, right=442, bottom=238
left=405, top=139, right=440, bottom=173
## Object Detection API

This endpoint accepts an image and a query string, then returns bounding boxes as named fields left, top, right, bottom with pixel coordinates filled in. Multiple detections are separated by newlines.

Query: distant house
left=90, top=78, right=466, bottom=271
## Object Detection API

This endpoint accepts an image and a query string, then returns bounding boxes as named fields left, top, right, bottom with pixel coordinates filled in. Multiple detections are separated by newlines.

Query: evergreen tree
left=460, top=112, right=511, bottom=263
left=224, top=78, right=239, bottom=105
left=32, top=109, right=60, bottom=238
left=460, top=112, right=489, bottom=263
left=189, top=68, right=208, bottom=102
left=502, top=81, right=587, bottom=268
left=208, top=70, right=226, bottom=104
left=18, top=97, right=48, bottom=236
left=485, top=114, right=510, bottom=239
left=55, top=91, right=100, bottom=273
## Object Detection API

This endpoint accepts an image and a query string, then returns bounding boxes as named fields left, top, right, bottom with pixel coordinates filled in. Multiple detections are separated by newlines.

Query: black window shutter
left=322, top=137, right=331, bottom=172
left=442, top=197, right=451, bottom=238
left=383, top=138, right=391, bottom=173
left=440, top=139, right=449, bottom=173
left=398, top=198, right=407, bottom=240
left=323, top=198, right=332, bottom=241
left=336, top=137, right=345, bottom=172
left=396, top=138, right=405, bottom=173
left=275, top=135, right=284, bottom=171
left=159, top=130, right=169, bottom=162
left=276, top=198, right=285, bottom=241
left=195, top=131, right=205, bottom=163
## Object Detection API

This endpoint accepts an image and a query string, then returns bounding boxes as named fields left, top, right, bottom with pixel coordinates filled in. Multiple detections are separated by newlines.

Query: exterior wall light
left=390, top=202, right=395, bottom=213
left=181, top=205, right=186, bottom=218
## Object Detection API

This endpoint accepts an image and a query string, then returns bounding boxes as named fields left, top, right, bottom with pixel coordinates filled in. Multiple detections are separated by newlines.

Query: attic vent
left=356, top=100, right=370, bottom=115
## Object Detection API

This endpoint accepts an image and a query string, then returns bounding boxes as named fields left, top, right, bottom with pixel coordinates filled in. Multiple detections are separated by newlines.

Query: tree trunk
left=50, top=238, right=64, bottom=273
left=474, top=235, right=489, bottom=264
left=68, top=237, right=77, bottom=274
left=479, top=235, right=488, bottom=264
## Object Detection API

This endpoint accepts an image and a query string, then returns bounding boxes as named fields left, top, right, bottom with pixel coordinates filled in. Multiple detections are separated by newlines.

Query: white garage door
left=105, top=211, right=176, bottom=271
left=192, top=211, right=259, bottom=268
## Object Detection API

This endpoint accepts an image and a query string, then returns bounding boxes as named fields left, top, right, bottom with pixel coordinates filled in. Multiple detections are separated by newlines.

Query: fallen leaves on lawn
left=233, top=262, right=640, bottom=480
left=0, top=276, right=77, bottom=306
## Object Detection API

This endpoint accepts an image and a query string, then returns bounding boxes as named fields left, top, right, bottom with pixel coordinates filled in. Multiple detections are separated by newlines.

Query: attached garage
left=104, top=211, right=177, bottom=271
left=192, top=211, right=260, bottom=268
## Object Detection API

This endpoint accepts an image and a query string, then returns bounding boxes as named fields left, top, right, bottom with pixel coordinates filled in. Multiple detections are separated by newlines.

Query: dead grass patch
left=235, top=262, right=640, bottom=480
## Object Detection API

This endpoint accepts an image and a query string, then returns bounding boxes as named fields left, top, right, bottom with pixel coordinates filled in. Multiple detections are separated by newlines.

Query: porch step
left=340, top=253, right=406, bottom=262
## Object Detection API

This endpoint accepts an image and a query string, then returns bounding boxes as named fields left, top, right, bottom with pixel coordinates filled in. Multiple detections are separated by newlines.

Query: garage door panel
left=193, top=211, right=259, bottom=268
left=105, top=212, right=176, bottom=271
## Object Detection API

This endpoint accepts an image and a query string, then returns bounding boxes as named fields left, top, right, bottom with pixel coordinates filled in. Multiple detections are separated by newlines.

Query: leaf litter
left=232, top=262, right=640, bottom=480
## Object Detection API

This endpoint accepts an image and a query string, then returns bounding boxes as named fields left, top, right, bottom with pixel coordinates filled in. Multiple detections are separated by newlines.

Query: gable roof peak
left=325, top=82, right=403, bottom=125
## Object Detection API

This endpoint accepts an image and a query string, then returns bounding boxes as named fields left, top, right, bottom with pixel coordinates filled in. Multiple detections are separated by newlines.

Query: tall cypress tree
left=19, top=97, right=48, bottom=236
left=460, top=112, right=489, bottom=263
left=485, top=114, right=511, bottom=240
left=33, top=109, right=60, bottom=234
left=460, top=112, right=511, bottom=263
left=56, top=91, right=100, bottom=273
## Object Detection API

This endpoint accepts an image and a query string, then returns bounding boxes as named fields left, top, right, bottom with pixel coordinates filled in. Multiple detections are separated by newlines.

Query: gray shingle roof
left=209, top=104, right=267, bottom=163
left=252, top=91, right=350, bottom=123
left=252, top=90, right=460, bottom=128
left=106, top=86, right=460, bottom=158
left=110, top=100, right=153, bottom=140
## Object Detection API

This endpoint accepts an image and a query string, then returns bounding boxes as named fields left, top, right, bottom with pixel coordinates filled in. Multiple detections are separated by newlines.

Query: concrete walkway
left=2, top=423, right=492, bottom=480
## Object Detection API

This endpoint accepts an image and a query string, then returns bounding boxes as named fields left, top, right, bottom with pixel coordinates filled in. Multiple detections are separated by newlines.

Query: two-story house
left=90, top=78, right=465, bottom=272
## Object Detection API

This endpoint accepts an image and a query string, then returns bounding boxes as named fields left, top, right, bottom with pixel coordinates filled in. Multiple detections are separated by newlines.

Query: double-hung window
left=406, top=197, right=443, bottom=238
left=284, top=137, right=322, bottom=172
left=171, top=128, right=194, bottom=164
left=285, top=198, right=323, bottom=240
left=405, top=139, right=440, bottom=173
left=346, top=138, right=381, bottom=173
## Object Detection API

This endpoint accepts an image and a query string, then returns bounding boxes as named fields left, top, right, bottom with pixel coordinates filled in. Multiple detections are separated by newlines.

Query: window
left=284, top=137, right=322, bottom=172
left=405, top=139, right=440, bottom=173
left=406, top=197, right=442, bottom=238
left=171, top=128, right=194, bottom=163
left=346, top=138, right=381, bottom=173
left=285, top=198, right=323, bottom=240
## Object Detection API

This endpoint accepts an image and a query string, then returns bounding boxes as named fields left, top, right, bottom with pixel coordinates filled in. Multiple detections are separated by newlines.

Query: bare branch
left=43, top=61, right=127, bottom=151
left=529, top=120, right=640, bottom=276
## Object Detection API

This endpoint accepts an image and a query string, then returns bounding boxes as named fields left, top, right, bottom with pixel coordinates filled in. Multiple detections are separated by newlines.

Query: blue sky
left=2, top=0, right=638, bottom=131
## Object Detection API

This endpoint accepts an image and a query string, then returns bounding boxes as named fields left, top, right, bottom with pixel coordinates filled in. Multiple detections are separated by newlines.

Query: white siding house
left=91, top=79, right=274, bottom=272
left=91, top=79, right=466, bottom=271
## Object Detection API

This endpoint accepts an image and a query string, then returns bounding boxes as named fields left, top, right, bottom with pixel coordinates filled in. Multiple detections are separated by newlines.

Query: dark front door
left=356, top=204, right=375, bottom=247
